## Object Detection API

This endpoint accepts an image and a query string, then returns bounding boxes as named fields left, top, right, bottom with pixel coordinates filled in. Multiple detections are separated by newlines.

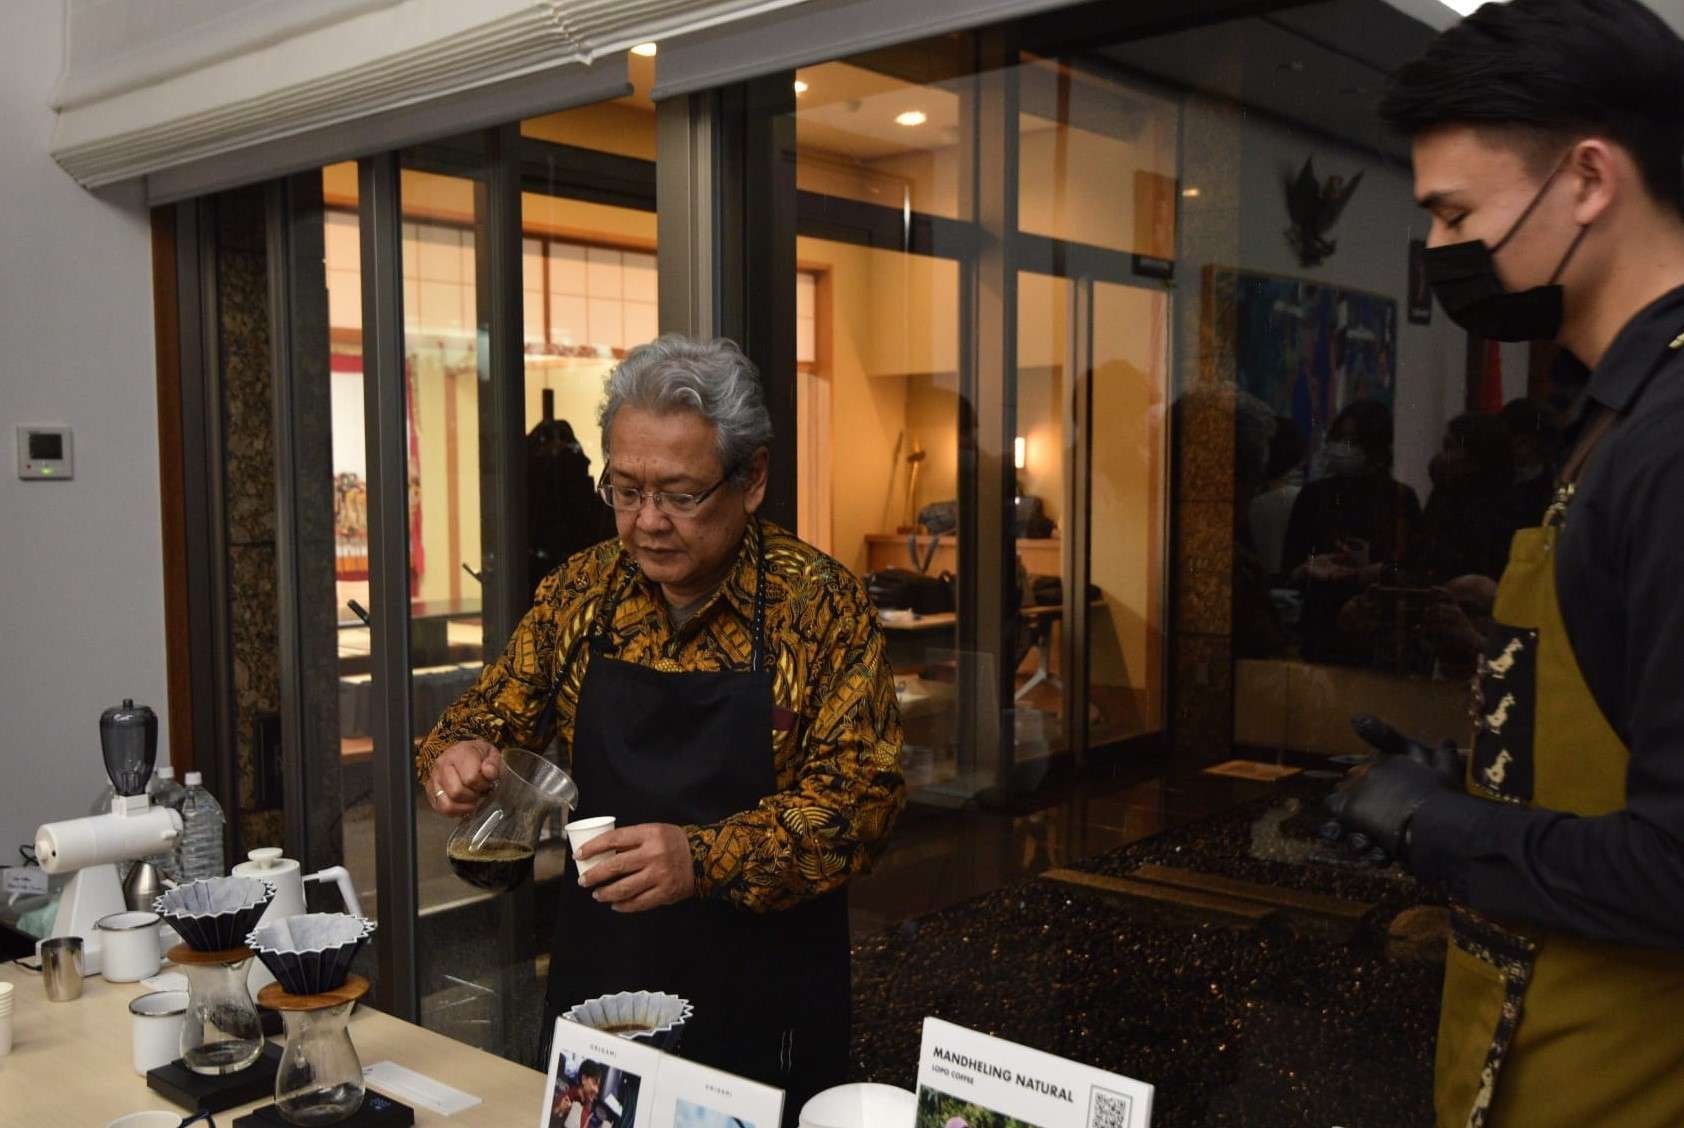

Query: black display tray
left=146, top=1042, right=282, bottom=1112
left=233, top=1091, right=415, bottom=1126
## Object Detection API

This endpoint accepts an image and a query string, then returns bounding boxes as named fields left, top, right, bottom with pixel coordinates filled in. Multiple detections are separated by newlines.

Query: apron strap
left=1558, top=407, right=1620, bottom=488
left=1546, top=331, right=1684, bottom=526
left=1543, top=407, right=1619, bottom=528
left=529, top=550, right=636, bottom=749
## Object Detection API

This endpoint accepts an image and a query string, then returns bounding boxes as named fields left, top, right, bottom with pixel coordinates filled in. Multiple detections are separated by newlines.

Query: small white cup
left=105, top=1113, right=191, bottom=1128
left=98, top=910, right=162, bottom=983
left=129, top=989, right=188, bottom=1075
left=0, top=980, right=13, bottom=1057
left=566, top=816, right=617, bottom=879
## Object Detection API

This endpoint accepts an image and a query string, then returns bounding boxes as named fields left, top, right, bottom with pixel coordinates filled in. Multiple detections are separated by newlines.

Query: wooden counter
left=0, top=960, right=546, bottom=1126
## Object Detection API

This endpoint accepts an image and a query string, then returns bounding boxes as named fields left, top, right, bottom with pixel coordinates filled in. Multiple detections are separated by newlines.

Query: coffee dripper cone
left=445, top=749, right=577, bottom=893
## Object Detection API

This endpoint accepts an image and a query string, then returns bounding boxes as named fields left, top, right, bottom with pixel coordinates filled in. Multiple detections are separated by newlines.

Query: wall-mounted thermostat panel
left=17, top=426, right=73, bottom=480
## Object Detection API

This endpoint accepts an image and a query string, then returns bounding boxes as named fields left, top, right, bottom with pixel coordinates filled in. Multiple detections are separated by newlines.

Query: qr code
left=1088, top=1086, right=1134, bottom=1128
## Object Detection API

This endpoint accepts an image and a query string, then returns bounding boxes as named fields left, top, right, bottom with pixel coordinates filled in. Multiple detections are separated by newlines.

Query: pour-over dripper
left=445, top=748, right=577, bottom=893
left=101, top=699, right=158, bottom=798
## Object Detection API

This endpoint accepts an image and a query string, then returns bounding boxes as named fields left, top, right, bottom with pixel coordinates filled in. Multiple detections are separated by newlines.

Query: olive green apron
left=1436, top=408, right=1684, bottom=1127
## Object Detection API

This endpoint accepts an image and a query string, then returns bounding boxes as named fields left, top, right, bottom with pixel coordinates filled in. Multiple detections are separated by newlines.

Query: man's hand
left=427, top=740, right=502, bottom=817
left=576, top=823, right=696, bottom=912
left=1325, top=714, right=1465, bottom=859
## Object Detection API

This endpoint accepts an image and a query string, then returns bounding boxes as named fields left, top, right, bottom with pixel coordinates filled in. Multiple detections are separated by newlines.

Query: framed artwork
left=1202, top=264, right=1399, bottom=455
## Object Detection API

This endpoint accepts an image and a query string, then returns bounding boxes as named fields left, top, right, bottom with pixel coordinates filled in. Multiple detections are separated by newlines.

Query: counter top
left=0, top=960, right=546, bottom=1126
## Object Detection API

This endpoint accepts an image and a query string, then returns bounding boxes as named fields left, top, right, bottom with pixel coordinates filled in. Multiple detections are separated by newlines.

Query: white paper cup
left=566, top=816, right=617, bottom=879
left=98, top=910, right=162, bottom=983
left=129, top=989, right=188, bottom=1076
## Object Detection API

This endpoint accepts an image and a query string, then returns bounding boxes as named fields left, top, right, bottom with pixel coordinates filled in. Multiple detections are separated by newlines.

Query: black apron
left=543, top=527, right=851, bottom=1126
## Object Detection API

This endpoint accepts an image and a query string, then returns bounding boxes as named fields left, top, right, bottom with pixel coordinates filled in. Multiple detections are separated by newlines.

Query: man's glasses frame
left=597, top=466, right=738, bottom=517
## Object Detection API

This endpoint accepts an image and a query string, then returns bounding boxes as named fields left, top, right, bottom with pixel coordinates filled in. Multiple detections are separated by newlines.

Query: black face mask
left=1423, top=157, right=1591, bottom=342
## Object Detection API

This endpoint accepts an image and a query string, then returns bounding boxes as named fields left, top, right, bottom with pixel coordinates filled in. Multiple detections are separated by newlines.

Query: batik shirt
left=416, top=520, right=906, bottom=912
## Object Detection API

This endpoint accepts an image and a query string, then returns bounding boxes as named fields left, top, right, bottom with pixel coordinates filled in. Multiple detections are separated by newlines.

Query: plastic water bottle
left=146, top=766, right=188, bottom=881
left=88, top=782, right=115, bottom=817
left=176, top=771, right=227, bottom=882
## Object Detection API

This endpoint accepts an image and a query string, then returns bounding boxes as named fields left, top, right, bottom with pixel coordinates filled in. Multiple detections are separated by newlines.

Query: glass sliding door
left=780, top=37, right=1178, bottom=932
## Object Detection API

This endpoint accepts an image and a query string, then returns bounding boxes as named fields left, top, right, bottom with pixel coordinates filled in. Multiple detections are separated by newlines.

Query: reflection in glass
left=1013, top=272, right=1071, bottom=759
left=789, top=45, right=1178, bottom=936
left=1016, top=57, right=1180, bottom=256
left=315, top=163, right=380, bottom=976
left=1091, top=281, right=1170, bottom=741
left=794, top=61, right=965, bottom=220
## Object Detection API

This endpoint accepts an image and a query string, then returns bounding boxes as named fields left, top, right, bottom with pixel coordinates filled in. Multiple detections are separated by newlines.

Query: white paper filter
left=157, top=876, right=271, bottom=917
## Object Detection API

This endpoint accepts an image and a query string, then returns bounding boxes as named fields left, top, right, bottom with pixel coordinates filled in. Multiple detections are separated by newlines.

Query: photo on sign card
left=548, top=1055, right=641, bottom=1127
left=543, top=1018, right=662, bottom=1128
left=647, top=1051, right=785, bottom=1128
left=674, top=1096, right=759, bottom=1127
left=916, top=1086, right=1040, bottom=1128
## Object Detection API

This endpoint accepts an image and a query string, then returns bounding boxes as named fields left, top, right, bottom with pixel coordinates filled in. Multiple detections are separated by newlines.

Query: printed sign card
left=915, top=1017, right=1153, bottom=1128
left=542, top=1018, right=662, bottom=1128
left=542, top=1018, right=784, bottom=1128
left=648, top=1052, right=786, bottom=1128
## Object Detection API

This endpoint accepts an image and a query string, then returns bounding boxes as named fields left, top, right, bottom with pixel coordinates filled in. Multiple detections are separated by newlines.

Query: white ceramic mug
left=798, top=1082, right=918, bottom=1128
left=565, top=816, right=617, bottom=879
left=98, top=910, right=162, bottom=983
left=129, top=989, right=188, bottom=1076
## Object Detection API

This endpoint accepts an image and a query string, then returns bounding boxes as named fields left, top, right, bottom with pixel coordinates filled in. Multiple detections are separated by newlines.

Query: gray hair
left=599, top=334, right=774, bottom=484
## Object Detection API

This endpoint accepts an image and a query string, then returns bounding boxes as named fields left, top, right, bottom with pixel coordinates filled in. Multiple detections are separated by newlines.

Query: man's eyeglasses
left=597, top=469, right=736, bottom=516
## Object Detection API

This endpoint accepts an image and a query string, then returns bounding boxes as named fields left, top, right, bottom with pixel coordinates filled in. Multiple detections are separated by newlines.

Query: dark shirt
left=1504, top=469, right=1556, bottom=535
left=1412, top=283, right=1684, bottom=948
left=1414, top=474, right=1517, bottom=584
left=1281, top=473, right=1423, bottom=664
left=1280, top=472, right=1423, bottom=574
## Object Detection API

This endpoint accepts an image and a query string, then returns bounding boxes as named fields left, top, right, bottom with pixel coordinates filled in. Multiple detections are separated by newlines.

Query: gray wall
left=0, top=1, right=168, bottom=857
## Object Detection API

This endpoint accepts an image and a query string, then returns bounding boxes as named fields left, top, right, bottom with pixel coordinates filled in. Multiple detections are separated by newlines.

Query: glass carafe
left=180, top=955, right=264, bottom=1074
left=446, top=748, right=577, bottom=893
left=276, top=999, right=363, bottom=1124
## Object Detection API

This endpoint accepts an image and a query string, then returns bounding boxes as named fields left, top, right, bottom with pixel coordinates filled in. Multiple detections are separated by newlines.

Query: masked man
left=1328, top=1, right=1684, bottom=1124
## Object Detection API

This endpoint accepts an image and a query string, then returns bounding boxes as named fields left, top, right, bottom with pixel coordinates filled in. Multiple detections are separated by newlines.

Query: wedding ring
left=434, top=788, right=447, bottom=801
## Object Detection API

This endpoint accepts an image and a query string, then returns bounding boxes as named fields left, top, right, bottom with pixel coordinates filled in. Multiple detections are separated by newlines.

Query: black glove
left=1324, top=714, right=1465, bottom=859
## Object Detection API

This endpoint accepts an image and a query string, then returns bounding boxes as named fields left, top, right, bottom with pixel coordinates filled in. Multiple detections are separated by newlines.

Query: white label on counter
left=1, top=865, right=47, bottom=897
left=364, top=1061, right=483, bottom=1115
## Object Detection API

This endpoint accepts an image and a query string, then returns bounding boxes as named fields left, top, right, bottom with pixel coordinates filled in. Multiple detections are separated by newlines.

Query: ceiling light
left=631, top=42, right=658, bottom=57
left=1182, top=187, right=1201, bottom=198
left=895, top=110, right=927, bottom=127
left=793, top=79, right=809, bottom=95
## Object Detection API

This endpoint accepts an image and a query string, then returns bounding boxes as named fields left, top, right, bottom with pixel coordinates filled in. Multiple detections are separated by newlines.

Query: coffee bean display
left=848, top=780, right=1443, bottom=1127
